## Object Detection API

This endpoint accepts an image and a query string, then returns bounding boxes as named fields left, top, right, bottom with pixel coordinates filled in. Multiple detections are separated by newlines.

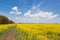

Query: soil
left=2, top=29, right=16, bottom=40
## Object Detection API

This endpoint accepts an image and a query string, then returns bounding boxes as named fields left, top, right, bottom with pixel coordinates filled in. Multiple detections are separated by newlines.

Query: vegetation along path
left=2, top=27, right=16, bottom=40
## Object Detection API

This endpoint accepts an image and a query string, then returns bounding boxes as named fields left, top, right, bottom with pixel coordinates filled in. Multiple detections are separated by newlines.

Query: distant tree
left=0, top=15, right=15, bottom=24
left=9, top=20, right=15, bottom=24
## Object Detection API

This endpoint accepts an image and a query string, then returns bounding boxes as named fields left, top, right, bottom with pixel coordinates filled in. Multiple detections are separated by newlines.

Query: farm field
left=0, top=24, right=60, bottom=40
left=17, top=24, right=60, bottom=40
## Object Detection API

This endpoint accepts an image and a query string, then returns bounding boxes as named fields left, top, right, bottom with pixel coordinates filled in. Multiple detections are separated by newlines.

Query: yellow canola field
left=17, top=24, right=60, bottom=40
left=0, top=24, right=60, bottom=40
left=0, top=24, right=15, bottom=33
left=17, top=24, right=60, bottom=34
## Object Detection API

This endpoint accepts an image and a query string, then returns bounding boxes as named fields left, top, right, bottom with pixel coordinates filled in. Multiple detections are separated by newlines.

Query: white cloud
left=10, top=6, right=21, bottom=14
left=24, top=10, right=31, bottom=16
left=24, top=1, right=58, bottom=19
left=15, top=10, right=58, bottom=23
left=12, top=6, right=18, bottom=10
left=23, top=4, right=58, bottom=23
left=12, top=2, right=59, bottom=23
left=24, top=10, right=58, bottom=19
left=15, top=16, right=59, bottom=23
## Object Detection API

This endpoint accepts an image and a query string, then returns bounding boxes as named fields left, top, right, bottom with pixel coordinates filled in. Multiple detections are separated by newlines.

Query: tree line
left=0, top=15, right=15, bottom=24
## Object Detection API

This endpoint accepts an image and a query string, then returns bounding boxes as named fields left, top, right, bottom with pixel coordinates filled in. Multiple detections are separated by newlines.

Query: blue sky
left=0, top=0, right=60, bottom=23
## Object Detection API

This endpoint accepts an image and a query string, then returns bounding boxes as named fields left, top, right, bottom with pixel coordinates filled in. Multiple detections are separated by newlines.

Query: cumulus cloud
left=24, top=11, right=58, bottom=19
left=10, top=6, right=21, bottom=14
left=24, top=1, right=58, bottom=19
left=24, top=10, right=31, bottom=16
left=15, top=10, right=58, bottom=23
left=22, top=4, right=58, bottom=23
left=23, top=11, right=58, bottom=23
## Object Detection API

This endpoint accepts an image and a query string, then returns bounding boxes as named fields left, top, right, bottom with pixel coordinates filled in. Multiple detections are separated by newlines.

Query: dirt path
left=2, top=29, right=16, bottom=40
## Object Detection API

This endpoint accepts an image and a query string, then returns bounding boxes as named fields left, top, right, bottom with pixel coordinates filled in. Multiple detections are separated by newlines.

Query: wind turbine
left=36, top=1, right=43, bottom=23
